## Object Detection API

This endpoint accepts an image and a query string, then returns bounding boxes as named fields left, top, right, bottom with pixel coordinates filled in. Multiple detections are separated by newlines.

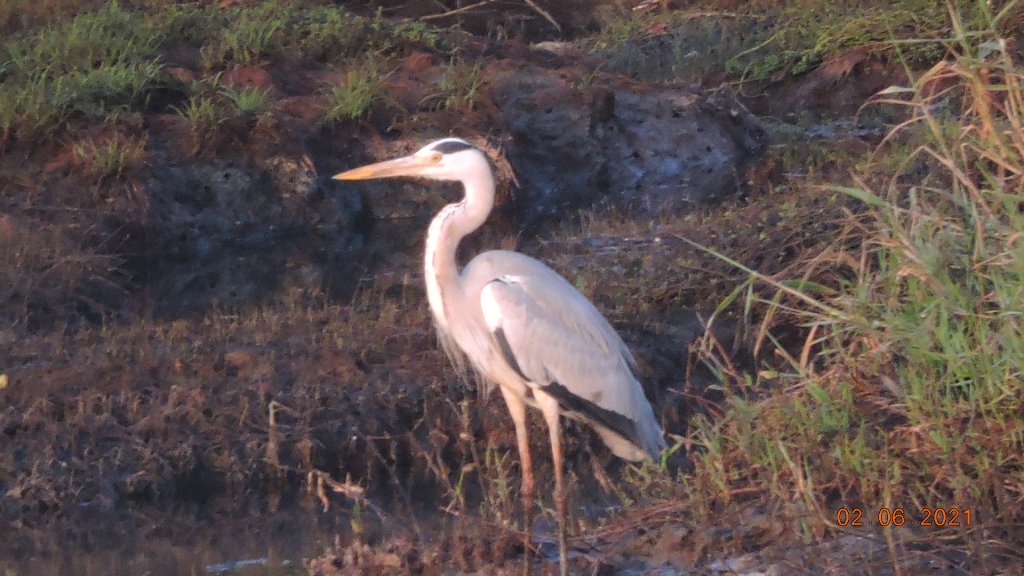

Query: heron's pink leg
left=499, top=386, right=534, bottom=575
left=535, top=392, right=568, bottom=576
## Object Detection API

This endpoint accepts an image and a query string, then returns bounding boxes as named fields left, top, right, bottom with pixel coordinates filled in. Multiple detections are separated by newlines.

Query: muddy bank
left=1, top=0, right=764, bottom=540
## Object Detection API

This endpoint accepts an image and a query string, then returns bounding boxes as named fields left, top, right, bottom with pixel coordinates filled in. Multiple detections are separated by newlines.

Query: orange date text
left=834, top=507, right=972, bottom=527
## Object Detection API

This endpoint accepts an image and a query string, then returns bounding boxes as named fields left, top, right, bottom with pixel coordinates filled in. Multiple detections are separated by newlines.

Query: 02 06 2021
left=834, top=506, right=973, bottom=527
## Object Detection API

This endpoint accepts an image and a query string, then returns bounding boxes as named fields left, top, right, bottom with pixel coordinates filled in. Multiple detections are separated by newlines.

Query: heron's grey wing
left=477, top=270, right=665, bottom=461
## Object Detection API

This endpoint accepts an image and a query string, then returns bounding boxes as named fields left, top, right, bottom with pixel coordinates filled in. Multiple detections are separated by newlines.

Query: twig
left=675, top=10, right=768, bottom=20
left=308, top=469, right=390, bottom=523
left=521, top=0, right=561, bottom=32
left=414, top=0, right=499, bottom=22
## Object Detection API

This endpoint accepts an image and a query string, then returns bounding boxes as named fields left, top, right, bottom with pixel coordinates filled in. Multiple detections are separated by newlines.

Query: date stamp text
left=835, top=507, right=972, bottom=527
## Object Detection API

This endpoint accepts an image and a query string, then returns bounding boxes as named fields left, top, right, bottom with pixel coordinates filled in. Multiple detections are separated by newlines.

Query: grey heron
left=334, top=138, right=666, bottom=575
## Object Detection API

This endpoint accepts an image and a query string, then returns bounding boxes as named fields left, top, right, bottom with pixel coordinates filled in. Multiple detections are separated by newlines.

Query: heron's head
left=333, top=138, right=489, bottom=183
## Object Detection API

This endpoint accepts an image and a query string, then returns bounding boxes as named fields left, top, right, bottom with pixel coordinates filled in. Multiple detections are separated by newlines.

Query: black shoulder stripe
left=541, top=380, right=642, bottom=451
left=493, top=326, right=529, bottom=381
left=431, top=139, right=475, bottom=154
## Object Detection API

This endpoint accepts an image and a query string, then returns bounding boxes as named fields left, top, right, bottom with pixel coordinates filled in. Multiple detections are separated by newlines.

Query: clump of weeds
left=205, top=1, right=291, bottom=65
left=675, top=6, right=1024, bottom=572
left=220, top=84, right=272, bottom=118
left=172, top=95, right=223, bottom=148
left=433, top=57, right=485, bottom=112
left=289, top=5, right=371, bottom=61
left=72, top=130, right=147, bottom=182
left=322, top=58, right=385, bottom=123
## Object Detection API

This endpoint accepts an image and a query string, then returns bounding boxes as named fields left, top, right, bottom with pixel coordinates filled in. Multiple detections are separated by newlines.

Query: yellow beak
left=332, top=155, right=423, bottom=181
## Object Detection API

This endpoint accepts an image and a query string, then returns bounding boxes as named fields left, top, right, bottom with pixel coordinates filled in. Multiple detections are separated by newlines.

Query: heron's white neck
left=423, top=164, right=495, bottom=332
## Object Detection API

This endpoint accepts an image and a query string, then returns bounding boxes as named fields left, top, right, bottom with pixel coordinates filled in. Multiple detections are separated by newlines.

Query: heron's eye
left=430, top=152, right=443, bottom=163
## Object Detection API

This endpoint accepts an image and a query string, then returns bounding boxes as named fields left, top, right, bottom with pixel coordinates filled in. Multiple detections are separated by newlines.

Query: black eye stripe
left=431, top=139, right=475, bottom=154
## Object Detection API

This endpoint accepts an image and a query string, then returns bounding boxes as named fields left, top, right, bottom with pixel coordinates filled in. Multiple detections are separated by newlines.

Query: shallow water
left=1, top=500, right=339, bottom=576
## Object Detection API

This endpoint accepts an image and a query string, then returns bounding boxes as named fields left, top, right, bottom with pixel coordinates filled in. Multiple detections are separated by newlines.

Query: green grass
left=436, top=58, right=485, bottom=112
left=586, top=0, right=1019, bottom=85
left=221, top=85, right=272, bottom=117
left=0, top=1, right=450, bottom=141
left=208, top=2, right=291, bottom=65
left=199, top=3, right=445, bottom=67
left=173, top=95, right=223, bottom=138
left=0, top=1, right=163, bottom=138
left=72, top=132, right=147, bottom=181
left=721, top=0, right=961, bottom=81
left=289, top=6, right=371, bottom=61
left=384, top=19, right=443, bottom=52
left=680, top=9, right=1024, bottom=567
left=155, top=3, right=223, bottom=48
left=322, top=58, right=384, bottom=123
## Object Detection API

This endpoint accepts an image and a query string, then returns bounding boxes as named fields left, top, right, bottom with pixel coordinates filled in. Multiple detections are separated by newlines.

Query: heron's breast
left=423, top=267, right=448, bottom=332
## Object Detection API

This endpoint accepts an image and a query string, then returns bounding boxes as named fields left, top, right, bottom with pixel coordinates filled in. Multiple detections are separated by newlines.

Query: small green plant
left=289, top=6, right=368, bottom=61
left=221, top=85, right=271, bottom=117
left=211, top=2, right=291, bottom=65
left=390, top=20, right=441, bottom=50
left=155, top=3, right=224, bottom=48
left=322, top=59, right=383, bottom=123
left=435, top=58, right=485, bottom=112
left=173, top=95, right=222, bottom=137
left=72, top=132, right=147, bottom=181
